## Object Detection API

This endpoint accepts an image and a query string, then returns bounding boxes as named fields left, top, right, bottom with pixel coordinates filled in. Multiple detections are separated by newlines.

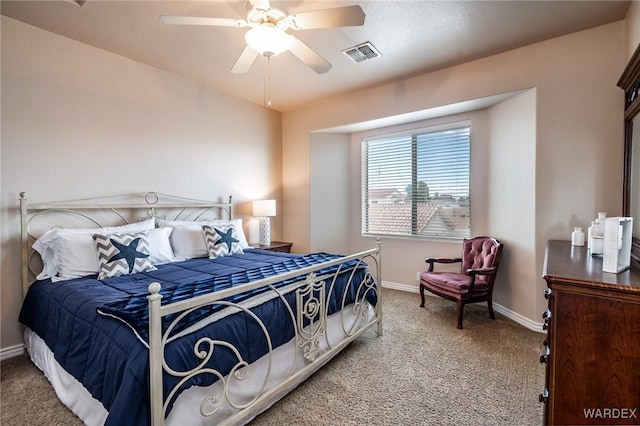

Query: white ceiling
left=1, top=0, right=631, bottom=112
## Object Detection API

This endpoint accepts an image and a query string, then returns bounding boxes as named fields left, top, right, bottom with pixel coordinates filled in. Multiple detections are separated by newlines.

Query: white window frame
left=361, top=120, right=471, bottom=240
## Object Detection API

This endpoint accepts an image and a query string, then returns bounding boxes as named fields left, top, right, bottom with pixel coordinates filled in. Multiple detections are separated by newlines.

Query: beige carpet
left=1, top=289, right=545, bottom=425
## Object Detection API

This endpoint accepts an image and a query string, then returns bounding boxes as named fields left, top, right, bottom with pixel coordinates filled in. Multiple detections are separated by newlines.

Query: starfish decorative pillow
left=202, top=225, right=244, bottom=259
left=93, top=232, right=157, bottom=279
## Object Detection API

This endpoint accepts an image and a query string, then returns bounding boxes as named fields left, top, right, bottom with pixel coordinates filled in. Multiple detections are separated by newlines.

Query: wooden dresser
left=540, top=240, right=640, bottom=425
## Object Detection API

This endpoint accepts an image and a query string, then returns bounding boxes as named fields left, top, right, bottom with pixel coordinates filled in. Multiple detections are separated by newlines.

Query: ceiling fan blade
left=249, top=0, right=271, bottom=11
left=288, top=5, right=365, bottom=30
left=160, top=15, right=247, bottom=28
left=289, top=37, right=332, bottom=74
left=231, top=45, right=259, bottom=74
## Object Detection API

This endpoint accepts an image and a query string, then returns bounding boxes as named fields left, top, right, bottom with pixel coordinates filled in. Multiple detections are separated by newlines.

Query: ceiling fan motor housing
left=246, top=7, right=290, bottom=31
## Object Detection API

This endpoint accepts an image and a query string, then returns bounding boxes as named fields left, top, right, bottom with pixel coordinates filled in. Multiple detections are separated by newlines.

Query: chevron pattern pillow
left=202, top=225, right=244, bottom=259
left=93, top=232, right=156, bottom=279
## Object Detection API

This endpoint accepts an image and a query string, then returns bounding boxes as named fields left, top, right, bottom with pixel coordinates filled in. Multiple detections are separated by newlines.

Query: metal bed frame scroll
left=147, top=243, right=382, bottom=425
left=19, top=192, right=382, bottom=425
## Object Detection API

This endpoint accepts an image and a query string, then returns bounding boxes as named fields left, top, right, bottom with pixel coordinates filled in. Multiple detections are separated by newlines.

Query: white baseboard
left=382, top=280, right=419, bottom=293
left=492, top=303, right=545, bottom=333
left=0, top=343, right=25, bottom=361
left=381, top=281, right=544, bottom=333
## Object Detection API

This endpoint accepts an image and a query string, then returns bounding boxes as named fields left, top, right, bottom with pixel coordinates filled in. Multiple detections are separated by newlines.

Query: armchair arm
left=465, top=266, right=497, bottom=295
left=465, top=266, right=497, bottom=277
left=425, top=257, right=462, bottom=272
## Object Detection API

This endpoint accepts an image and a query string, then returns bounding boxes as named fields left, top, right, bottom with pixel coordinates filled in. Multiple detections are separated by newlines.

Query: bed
left=17, top=192, right=382, bottom=425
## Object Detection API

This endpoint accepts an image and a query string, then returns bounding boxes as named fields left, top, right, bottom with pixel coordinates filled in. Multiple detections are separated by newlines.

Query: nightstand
left=252, top=241, right=293, bottom=253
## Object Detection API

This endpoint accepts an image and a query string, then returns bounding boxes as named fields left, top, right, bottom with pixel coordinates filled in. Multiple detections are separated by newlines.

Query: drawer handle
left=542, top=309, right=552, bottom=320
left=539, top=345, right=550, bottom=364
left=544, top=288, right=552, bottom=300
left=539, top=389, right=549, bottom=403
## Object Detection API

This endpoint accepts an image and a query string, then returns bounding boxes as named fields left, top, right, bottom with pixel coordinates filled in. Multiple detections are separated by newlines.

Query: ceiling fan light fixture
left=245, top=24, right=292, bottom=57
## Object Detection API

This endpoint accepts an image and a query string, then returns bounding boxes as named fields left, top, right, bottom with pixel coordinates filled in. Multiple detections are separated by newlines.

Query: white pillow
left=33, top=218, right=156, bottom=281
left=168, top=224, right=209, bottom=260
left=146, top=227, right=177, bottom=265
left=51, top=233, right=101, bottom=281
left=157, top=218, right=250, bottom=249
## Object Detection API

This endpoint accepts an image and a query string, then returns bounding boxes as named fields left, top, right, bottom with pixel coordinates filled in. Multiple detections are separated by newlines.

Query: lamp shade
left=252, top=199, right=276, bottom=217
left=245, top=24, right=292, bottom=57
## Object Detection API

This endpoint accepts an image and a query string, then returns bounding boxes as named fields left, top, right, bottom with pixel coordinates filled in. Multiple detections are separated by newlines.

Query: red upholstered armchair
left=419, top=237, right=503, bottom=329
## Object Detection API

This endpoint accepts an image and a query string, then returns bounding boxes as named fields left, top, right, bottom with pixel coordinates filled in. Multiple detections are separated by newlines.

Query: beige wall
left=282, top=22, right=625, bottom=326
left=310, top=133, right=350, bottom=254
left=486, top=90, right=537, bottom=318
left=625, top=1, right=640, bottom=58
left=0, top=17, right=282, bottom=350
left=0, top=17, right=3, bottom=346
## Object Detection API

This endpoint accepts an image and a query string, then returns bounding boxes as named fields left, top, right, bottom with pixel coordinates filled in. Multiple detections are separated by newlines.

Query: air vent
left=342, top=41, right=381, bottom=63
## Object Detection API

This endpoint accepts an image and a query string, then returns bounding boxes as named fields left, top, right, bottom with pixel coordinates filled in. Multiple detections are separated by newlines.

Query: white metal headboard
left=19, top=191, right=234, bottom=295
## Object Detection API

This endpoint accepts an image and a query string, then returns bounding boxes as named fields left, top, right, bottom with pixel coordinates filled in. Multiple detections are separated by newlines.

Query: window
left=362, top=122, right=471, bottom=239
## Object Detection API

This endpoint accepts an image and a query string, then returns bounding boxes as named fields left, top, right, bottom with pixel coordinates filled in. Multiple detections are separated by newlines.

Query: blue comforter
left=19, top=249, right=374, bottom=425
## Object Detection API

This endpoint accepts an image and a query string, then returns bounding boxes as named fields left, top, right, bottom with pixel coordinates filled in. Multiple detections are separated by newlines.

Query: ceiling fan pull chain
left=264, top=55, right=272, bottom=107
left=263, top=55, right=267, bottom=106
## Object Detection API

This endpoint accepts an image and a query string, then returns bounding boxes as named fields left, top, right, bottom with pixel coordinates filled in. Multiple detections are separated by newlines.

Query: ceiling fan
left=160, top=0, right=365, bottom=75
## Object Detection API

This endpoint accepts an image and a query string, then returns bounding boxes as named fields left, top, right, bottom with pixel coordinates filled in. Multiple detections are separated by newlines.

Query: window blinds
left=362, top=123, right=471, bottom=239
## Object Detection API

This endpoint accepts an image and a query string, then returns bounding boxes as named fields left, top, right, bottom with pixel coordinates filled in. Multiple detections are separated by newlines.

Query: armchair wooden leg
left=456, top=300, right=464, bottom=329
left=487, top=299, right=495, bottom=320
left=419, top=283, right=426, bottom=307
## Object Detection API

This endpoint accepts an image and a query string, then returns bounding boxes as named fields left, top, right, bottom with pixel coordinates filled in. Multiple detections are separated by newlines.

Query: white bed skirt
left=24, top=327, right=109, bottom=425
left=23, top=302, right=374, bottom=425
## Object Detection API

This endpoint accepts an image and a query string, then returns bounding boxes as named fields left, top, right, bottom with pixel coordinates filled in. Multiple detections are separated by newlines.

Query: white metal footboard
left=147, top=243, right=382, bottom=426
